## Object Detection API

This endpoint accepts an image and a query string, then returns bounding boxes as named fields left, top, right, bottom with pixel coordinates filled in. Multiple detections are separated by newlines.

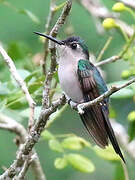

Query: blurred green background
left=0, top=0, right=135, bottom=179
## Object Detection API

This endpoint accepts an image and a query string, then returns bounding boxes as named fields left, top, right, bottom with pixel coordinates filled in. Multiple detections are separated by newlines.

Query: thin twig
left=78, top=0, right=134, bottom=36
left=111, top=121, right=131, bottom=179
left=0, top=45, right=36, bottom=130
left=0, top=114, right=46, bottom=180
left=0, top=95, right=66, bottom=180
left=121, top=161, right=129, bottom=180
left=112, top=120, right=135, bottom=161
left=0, top=114, right=26, bottom=143
left=30, top=155, right=46, bottom=180
left=42, top=0, right=72, bottom=109
left=77, top=77, right=135, bottom=114
left=0, top=0, right=71, bottom=179
left=78, top=0, right=113, bottom=19
left=116, top=0, right=135, bottom=9
left=0, top=1, right=71, bottom=178
left=96, top=55, right=120, bottom=66
left=17, top=158, right=30, bottom=180
left=78, top=0, right=113, bottom=34
left=43, top=0, right=56, bottom=74
left=96, top=30, right=135, bottom=66
left=97, top=36, right=113, bottom=62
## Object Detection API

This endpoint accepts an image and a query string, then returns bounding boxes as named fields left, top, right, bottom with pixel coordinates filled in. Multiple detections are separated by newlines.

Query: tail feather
left=102, top=107, right=125, bottom=163
left=80, top=106, right=125, bottom=163
left=80, top=107, right=108, bottom=148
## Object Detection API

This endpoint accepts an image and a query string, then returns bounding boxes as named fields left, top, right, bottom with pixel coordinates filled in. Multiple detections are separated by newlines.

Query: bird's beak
left=34, top=31, right=64, bottom=45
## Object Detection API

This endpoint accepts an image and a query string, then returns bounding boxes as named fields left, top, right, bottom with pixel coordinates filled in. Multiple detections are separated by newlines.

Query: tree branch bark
left=0, top=45, right=36, bottom=130
left=0, top=1, right=71, bottom=179
left=77, top=78, right=135, bottom=114
left=0, top=113, right=46, bottom=180
left=42, top=0, right=56, bottom=74
left=96, top=30, right=135, bottom=67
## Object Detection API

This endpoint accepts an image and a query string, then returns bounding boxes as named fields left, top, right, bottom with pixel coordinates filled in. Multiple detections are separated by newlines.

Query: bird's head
left=34, top=32, right=89, bottom=60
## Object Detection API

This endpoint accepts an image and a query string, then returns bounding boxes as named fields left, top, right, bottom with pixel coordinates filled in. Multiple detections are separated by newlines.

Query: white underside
left=58, top=64, right=83, bottom=103
left=57, top=47, right=84, bottom=103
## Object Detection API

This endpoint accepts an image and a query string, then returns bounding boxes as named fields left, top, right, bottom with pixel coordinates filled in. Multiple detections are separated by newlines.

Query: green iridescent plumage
left=78, top=59, right=108, bottom=100
left=34, top=31, right=125, bottom=163
left=78, top=59, right=125, bottom=163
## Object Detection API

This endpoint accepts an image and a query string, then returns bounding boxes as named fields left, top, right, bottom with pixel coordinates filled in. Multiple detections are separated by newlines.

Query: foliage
left=0, top=0, right=135, bottom=180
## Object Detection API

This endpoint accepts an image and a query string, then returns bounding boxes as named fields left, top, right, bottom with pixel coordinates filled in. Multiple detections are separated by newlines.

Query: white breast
left=58, top=62, right=83, bottom=103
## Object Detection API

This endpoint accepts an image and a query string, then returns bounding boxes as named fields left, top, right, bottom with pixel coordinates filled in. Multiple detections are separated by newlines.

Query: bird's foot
left=63, top=92, right=82, bottom=111
left=67, top=99, right=78, bottom=111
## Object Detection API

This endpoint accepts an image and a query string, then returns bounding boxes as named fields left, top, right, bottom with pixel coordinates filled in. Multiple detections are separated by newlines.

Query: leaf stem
left=97, top=36, right=113, bottom=62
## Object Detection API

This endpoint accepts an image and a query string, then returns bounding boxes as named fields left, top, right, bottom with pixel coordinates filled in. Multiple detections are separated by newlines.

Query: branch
left=112, top=120, right=135, bottom=160
left=96, top=30, right=135, bottom=67
left=116, top=0, right=135, bottom=9
left=96, top=55, right=120, bottom=66
left=111, top=121, right=129, bottom=179
left=78, top=0, right=113, bottom=19
left=0, top=95, right=66, bottom=179
left=50, top=0, right=72, bottom=38
left=42, top=0, right=72, bottom=109
left=43, top=0, right=56, bottom=74
left=0, top=45, right=36, bottom=130
left=77, top=78, right=135, bottom=114
left=96, top=36, right=113, bottom=62
left=78, top=0, right=134, bottom=36
left=78, top=0, right=113, bottom=34
left=0, top=1, right=70, bottom=179
left=0, top=114, right=46, bottom=180
left=0, top=113, right=26, bottom=143
left=30, top=155, right=46, bottom=180
left=17, top=158, right=30, bottom=180
left=17, top=153, right=39, bottom=180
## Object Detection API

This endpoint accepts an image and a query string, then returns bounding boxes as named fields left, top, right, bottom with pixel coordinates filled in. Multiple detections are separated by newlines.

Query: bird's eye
left=71, top=43, right=77, bottom=49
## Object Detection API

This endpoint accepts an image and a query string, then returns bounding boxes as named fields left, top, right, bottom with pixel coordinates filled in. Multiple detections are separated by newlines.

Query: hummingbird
left=34, top=31, right=125, bottom=163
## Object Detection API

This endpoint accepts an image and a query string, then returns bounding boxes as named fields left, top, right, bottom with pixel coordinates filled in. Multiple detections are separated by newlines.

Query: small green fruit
left=112, top=2, right=126, bottom=12
left=128, top=111, right=135, bottom=122
left=121, top=70, right=130, bottom=79
left=102, top=18, right=116, bottom=30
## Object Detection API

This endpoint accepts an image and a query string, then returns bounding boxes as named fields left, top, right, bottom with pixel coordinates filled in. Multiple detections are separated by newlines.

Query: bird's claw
left=68, top=99, right=78, bottom=111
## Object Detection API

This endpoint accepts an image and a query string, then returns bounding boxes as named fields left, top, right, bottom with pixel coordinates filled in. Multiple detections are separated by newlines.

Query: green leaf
left=54, top=2, right=66, bottom=12
left=28, top=82, right=42, bottom=94
left=114, top=162, right=125, bottom=180
left=27, top=75, right=44, bottom=94
left=94, top=145, right=121, bottom=161
left=49, top=139, right=64, bottom=153
left=108, top=81, right=135, bottom=99
left=7, top=96, right=27, bottom=109
left=54, top=157, right=68, bottom=169
left=24, top=70, right=40, bottom=83
left=19, top=9, right=40, bottom=24
left=11, top=69, right=30, bottom=87
left=17, top=69, right=30, bottom=80
left=20, top=108, right=29, bottom=118
left=61, top=136, right=90, bottom=150
left=128, top=111, right=135, bottom=122
left=54, top=71, right=59, bottom=83
left=41, top=130, right=54, bottom=140
left=0, top=99, right=7, bottom=112
left=0, top=82, right=10, bottom=95
left=7, top=42, right=30, bottom=60
left=109, top=106, right=116, bottom=118
left=128, top=121, right=135, bottom=141
left=67, top=153, right=95, bottom=173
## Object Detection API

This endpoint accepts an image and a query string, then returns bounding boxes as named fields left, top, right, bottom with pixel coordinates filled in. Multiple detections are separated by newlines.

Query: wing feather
left=78, top=60, right=108, bottom=147
left=77, top=59, right=125, bottom=162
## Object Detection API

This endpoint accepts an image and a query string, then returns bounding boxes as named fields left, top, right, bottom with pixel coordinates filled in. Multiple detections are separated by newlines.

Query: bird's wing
left=77, top=59, right=125, bottom=162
